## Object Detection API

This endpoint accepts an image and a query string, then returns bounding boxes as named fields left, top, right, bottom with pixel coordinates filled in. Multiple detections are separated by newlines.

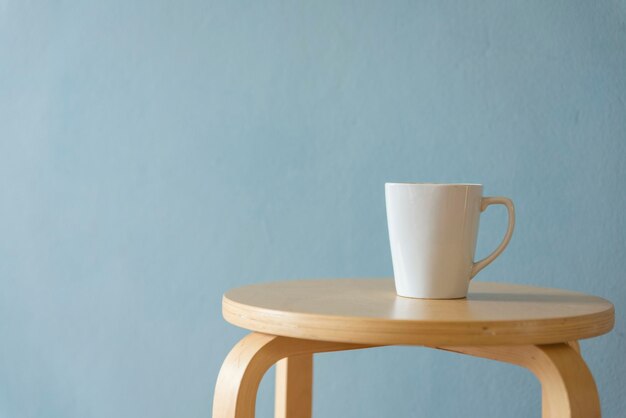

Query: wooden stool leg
left=567, top=340, right=581, bottom=354
left=275, top=355, right=313, bottom=418
left=441, top=343, right=601, bottom=418
left=212, top=333, right=368, bottom=418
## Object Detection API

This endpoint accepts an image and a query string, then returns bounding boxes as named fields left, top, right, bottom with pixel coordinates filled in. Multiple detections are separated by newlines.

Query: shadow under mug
left=385, top=183, right=515, bottom=299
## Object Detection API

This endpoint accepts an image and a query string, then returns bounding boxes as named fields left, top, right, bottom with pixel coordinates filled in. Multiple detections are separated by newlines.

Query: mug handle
left=470, top=197, right=515, bottom=279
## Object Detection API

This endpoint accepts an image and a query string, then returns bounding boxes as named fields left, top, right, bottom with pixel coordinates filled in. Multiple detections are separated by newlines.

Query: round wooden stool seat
left=223, top=278, right=614, bottom=346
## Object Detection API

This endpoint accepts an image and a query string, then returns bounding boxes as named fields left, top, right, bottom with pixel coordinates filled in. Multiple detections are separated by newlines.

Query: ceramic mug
left=385, top=183, right=515, bottom=299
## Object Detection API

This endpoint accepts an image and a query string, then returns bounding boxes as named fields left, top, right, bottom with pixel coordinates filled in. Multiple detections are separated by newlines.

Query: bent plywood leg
left=441, top=343, right=600, bottom=418
left=567, top=340, right=581, bottom=354
left=275, top=354, right=312, bottom=418
left=212, top=333, right=369, bottom=418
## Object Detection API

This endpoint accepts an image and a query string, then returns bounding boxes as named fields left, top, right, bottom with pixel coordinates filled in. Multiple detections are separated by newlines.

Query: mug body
left=385, top=183, right=483, bottom=299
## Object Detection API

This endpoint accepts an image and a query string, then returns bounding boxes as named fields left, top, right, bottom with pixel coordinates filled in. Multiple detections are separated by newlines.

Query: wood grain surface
left=223, top=278, right=614, bottom=346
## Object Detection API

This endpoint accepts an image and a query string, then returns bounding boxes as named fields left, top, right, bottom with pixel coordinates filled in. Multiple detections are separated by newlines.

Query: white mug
left=385, top=183, right=515, bottom=299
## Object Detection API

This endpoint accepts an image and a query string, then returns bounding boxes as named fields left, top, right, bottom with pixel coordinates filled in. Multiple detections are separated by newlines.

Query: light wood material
left=275, top=355, right=313, bottom=418
left=214, top=279, right=614, bottom=418
left=213, top=334, right=602, bottom=418
left=223, top=279, right=614, bottom=346
left=567, top=340, right=581, bottom=354
left=212, top=333, right=368, bottom=418
left=442, top=343, right=600, bottom=418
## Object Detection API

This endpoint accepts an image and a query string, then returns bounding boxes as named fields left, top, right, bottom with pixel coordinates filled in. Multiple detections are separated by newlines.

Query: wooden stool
left=212, top=279, right=614, bottom=418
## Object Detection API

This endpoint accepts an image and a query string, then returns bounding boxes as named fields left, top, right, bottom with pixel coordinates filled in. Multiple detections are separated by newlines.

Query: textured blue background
left=1, top=1, right=625, bottom=417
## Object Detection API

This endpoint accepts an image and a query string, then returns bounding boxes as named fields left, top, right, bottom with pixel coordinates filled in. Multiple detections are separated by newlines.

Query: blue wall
left=1, top=1, right=625, bottom=417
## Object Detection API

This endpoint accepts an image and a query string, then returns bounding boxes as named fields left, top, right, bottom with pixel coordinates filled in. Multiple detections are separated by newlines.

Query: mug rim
left=385, top=182, right=482, bottom=187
